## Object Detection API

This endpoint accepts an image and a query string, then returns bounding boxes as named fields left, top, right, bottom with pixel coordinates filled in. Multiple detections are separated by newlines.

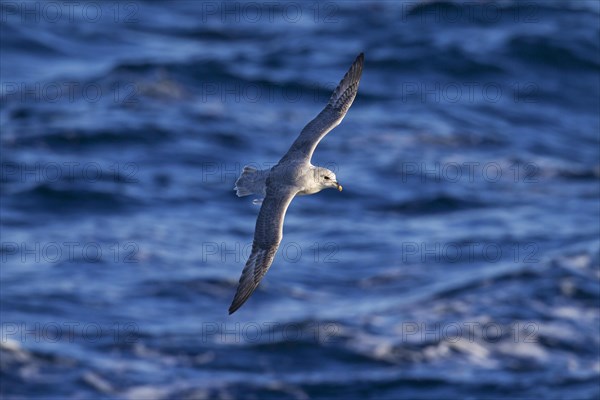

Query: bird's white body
left=235, top=162, right=340, bottom=200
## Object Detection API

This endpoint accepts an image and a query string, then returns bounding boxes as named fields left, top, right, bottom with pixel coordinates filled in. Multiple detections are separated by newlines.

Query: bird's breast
left=296, top=186, right=321, bottom=196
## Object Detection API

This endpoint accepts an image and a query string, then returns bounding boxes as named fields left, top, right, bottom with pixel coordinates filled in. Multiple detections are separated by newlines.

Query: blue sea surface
left=1, top=1, right=599, bottom=398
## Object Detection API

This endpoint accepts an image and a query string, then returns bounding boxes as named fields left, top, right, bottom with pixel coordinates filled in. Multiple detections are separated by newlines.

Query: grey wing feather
left=228, top=184, right=297, bottom=314
left=281, top=52, right=364, bottom=163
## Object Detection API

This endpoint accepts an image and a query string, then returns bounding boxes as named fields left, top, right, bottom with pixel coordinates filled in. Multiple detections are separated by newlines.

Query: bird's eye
left=323, top=176, right=330, bottom=180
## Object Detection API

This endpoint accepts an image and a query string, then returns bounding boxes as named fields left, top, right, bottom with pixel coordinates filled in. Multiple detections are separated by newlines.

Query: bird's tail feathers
left=234, top=165, right=268, bottom=198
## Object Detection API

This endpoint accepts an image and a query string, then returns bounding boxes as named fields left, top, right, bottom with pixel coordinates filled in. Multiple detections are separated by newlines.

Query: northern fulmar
left=230, top=53, right=364, bottom=314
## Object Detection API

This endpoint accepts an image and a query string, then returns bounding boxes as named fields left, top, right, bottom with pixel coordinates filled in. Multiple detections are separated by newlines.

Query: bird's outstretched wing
left=229, top=184, right=297, bottom=314
left=280, top=53, right=364, bottom=164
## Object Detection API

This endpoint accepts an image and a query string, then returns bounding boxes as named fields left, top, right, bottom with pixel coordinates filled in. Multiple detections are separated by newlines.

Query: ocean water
left=1, top=1, right=599, bottom=398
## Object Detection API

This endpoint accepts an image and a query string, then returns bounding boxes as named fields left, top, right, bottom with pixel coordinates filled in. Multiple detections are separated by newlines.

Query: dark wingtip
left=350, top=52, right=364, bottom=79
left=355, top=52, right=365, bottom=68
left=228, top=291, right=249, bottom=315
left=228, top=300, right=240, bottom=315
left=328, top=52, right=364, bottom=109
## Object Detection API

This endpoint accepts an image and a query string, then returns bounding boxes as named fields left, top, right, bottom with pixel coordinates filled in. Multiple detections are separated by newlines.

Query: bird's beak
left=336, top=182, right=343, bottom=192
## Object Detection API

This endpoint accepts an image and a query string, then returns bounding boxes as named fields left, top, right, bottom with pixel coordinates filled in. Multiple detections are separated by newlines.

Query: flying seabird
left=229, top=53, right=364, bottom=314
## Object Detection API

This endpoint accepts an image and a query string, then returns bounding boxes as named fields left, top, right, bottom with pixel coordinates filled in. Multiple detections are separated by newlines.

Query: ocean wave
left=373, top=194, right=487, bottom=215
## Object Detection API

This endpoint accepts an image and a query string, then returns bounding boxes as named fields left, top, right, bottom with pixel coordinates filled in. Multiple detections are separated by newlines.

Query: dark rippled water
left=1, top=1, right=599, bottom=398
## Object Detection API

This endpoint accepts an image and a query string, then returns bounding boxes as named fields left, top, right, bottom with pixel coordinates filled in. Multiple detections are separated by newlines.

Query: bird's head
left=316, top=167, right=342, bottom=192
